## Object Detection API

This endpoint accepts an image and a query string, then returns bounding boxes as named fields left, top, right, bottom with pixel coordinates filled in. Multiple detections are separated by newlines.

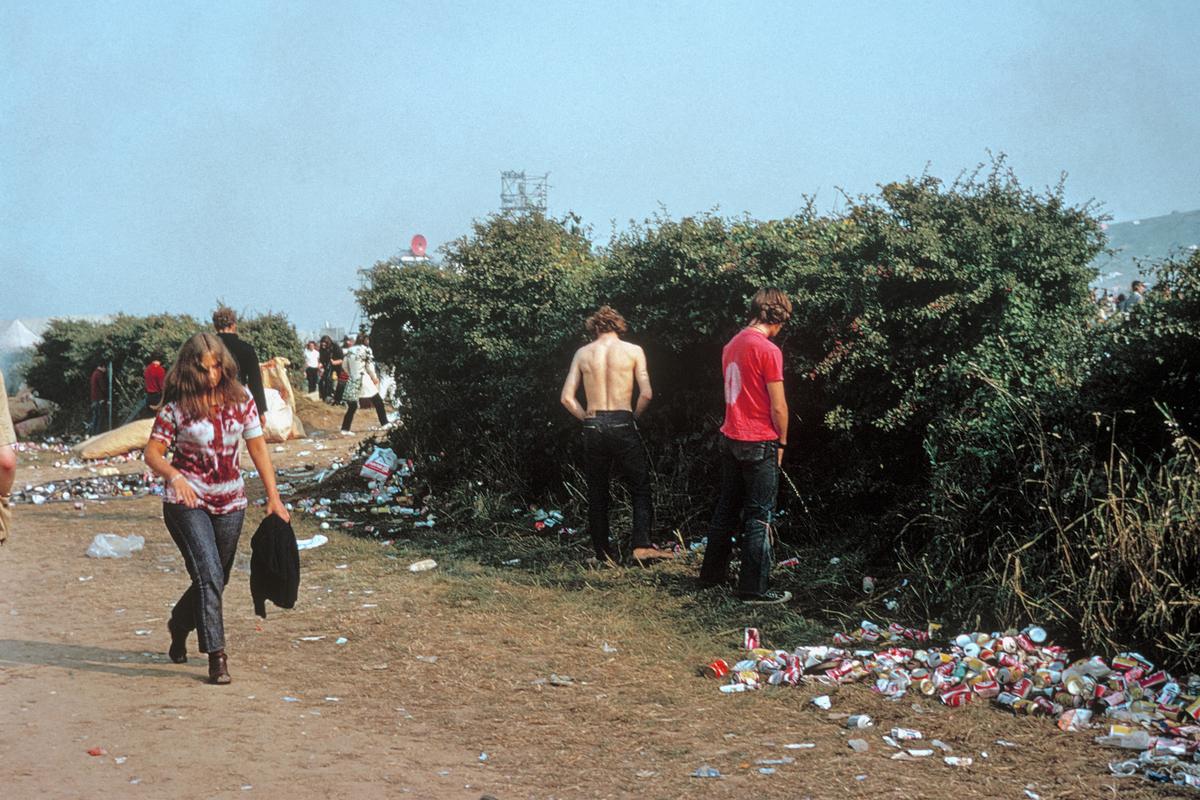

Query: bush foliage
left=26, top=310, right=302, bottom=426
left=360, top=164, right=1199, bottom=666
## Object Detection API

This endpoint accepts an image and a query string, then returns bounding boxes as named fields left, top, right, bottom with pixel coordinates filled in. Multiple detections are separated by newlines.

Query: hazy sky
left=3, top=1, right=1198, bottom=334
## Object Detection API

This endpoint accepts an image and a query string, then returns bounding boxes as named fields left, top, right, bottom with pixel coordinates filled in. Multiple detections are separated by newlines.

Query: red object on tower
left=411, top=234, right=427, bottom=257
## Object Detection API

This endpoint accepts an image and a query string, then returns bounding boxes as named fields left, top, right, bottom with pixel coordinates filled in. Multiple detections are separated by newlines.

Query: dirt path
left=0, top=419, right=1186, bottom=799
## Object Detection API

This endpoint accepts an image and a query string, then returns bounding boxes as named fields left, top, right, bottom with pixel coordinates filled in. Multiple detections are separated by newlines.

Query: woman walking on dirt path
left=144, top=333, right=290, bottom=685
left=340, top=333, right=388, bottom=434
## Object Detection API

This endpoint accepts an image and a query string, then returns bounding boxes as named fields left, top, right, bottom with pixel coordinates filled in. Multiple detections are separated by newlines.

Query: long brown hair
left=163, top=333, right=247, bottom=419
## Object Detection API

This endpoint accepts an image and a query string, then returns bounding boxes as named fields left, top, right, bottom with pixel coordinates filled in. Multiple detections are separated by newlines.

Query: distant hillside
left=1092, top=209, right=1200, bottom=290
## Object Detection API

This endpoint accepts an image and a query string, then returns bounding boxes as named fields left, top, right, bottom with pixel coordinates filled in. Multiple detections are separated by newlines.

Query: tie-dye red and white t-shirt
left=150, top=389, right=263, bottom=515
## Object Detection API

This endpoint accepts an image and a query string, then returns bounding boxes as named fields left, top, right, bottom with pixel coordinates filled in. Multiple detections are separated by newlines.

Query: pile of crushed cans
left=289, top=452, right=434, bottom=535
left=705, top=621, right=1200, bottom=790
left=10, top=471, right=163, bottom=506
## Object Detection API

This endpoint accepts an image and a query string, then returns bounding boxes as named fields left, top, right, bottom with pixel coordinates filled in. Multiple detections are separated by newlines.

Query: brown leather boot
left=208, top=650, right=231, bottom=685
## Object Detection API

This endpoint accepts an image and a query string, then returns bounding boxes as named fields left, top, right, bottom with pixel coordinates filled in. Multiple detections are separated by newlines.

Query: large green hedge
left=358, top=166, right=1200, bottom=665
left=25, top=310, right=302, bottom=428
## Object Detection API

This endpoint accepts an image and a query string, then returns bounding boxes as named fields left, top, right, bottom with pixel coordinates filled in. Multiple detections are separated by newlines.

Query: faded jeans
left=163, top=503, right=246, bottom=653
left=699, top=437, right=779, bottom=596
left=582, top=411, right=654, bottom=560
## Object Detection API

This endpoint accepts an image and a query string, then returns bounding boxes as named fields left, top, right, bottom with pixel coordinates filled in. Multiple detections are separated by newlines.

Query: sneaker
left=340, top=430, right=356, bottom=437
left=737, top=590, right=792, bottom=605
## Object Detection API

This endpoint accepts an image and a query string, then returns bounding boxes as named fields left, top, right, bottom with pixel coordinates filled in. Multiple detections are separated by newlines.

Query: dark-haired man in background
left=699, top=288, right=794, bottom=605
left=561, top=306, right=669, bottom=565
left=213, top=306, right=268, bottom=418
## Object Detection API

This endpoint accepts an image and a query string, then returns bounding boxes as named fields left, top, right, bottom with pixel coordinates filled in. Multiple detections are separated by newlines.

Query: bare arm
left=633, top=346, right=653, bottom=418
left=766, top=380, right=788, bottom=466
left=245, top=435, right=290, bottom=522
left=145, top=438, right=200, bottom=508
left=560, top=352, right=587, bottom=421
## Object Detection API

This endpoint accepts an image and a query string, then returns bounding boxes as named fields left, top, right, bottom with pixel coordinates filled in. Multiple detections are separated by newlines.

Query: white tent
left=0, top=320, right=41, bottom=351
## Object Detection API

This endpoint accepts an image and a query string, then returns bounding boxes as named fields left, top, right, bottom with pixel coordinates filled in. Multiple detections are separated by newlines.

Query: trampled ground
left=0, top=406, right=1188, bottom=799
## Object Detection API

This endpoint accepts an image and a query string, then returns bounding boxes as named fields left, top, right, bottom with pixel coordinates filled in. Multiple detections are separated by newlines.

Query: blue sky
left=3, top=1, right=1198, bottom=334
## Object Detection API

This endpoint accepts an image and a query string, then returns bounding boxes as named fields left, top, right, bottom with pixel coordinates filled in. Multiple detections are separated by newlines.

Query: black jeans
left=162, top=503, right=246, bottom=653
left=699, top=437, right=779, bottom=596
left=305, top=367, right=319, bottom=393
left=341, top=395, right=388, bottom=430
left=582, top=411, right=653, bottom=560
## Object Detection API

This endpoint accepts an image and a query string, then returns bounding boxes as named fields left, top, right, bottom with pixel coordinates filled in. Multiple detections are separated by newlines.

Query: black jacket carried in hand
left=250, top=513, right=300, bottom=618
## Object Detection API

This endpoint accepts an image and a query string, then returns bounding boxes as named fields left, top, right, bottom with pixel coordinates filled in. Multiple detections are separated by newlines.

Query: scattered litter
left=846, top=714, right=873, bottom=729
left=335, top=637, right=348, bottom=645
left=501, top=558, right=521, bottom=566
left=906, top=749, right=934, bottom=757
left=810, top=694, right=832, bottom=710
left=848, top=739, right=869, bottom=753
left=335, top=564, right=349, bottom=570
left=931, top=739, right=951, bottom=752
left=944, top=756, right=973, bottom=767
left=78, top=575, right=93, bottom=582
left=408, top=559, right=438, bottom=572
left=995, top=740, right=1018, bottom=748
left=691, top=765, right=721, bottom=778
left=758, top=767, right=776, bottom=775
left=86, top=533, right=144, bottom=558
left=299, top=636, right=325, bottom=642
left=87, top=747, right=106, bottom=756
left=133, top=629, right=151, bottom=636
left=295, top=534, right=328, bottom=550
left=635, top=769, right=658, bottom=778
left=478, top=752, right=488, bottom=762
left=601, top=642, right=618, bottom=653
left=754, top=757, right=795, bottom=766
left=416, top=655, right=439, bottom=664
left=548, top=673, right=574, bottom=687
left=282, top=696, right=300, bottom=703
left=114, top=756, right=127, bottom=765
left=783, top=743, right=816, bottom=750
left=891, top=728, right=922, bottom=741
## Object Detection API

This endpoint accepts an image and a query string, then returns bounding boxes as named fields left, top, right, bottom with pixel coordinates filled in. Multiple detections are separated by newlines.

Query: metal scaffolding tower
left=500, top=171, right=549, bottom=214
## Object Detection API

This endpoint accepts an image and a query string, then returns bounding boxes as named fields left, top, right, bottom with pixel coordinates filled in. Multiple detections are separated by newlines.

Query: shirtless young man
left=560, top=306, right=669, bottom=564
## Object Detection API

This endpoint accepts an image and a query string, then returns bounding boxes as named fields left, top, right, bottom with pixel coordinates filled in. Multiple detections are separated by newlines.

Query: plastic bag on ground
left=360, top=447, right=399, bottom=480
left=260, top=387, right=294, bottom=443
left=86, top=533, right=145, bottom=558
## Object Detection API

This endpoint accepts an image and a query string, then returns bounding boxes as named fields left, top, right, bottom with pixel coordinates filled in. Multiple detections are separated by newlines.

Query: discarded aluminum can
left=862, top=576, right=876, bottom=594
left=940, top=685, right=972, bottom=707
left=846, top=715, right=873, bottom=729
left=891, top=727, right=922, bottom=740
left=702, top=659, right=731, bottom=679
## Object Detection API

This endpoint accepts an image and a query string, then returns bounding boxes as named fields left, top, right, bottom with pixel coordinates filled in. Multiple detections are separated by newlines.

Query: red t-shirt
left=720, top=328, right=784, bottom=441
left=89, top=368, right=106, bottom=402
left=143, top=362, right=166, bottom=394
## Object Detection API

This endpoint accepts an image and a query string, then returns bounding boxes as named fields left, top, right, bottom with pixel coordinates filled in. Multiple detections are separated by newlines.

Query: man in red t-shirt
left=699, top=288, right=793, bottom=604
left=144, top=352, right=166, bottom=410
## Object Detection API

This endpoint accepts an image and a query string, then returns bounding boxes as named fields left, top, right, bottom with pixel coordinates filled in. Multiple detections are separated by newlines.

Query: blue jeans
left=163, top=504, right=246, bottom=653
left=582, top=411, right=654, bottom=559
left=699, top=437, right=779, bottom=596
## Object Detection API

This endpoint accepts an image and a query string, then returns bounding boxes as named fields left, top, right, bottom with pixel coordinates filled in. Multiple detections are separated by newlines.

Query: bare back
left=560, top=333, right=652, bottom=420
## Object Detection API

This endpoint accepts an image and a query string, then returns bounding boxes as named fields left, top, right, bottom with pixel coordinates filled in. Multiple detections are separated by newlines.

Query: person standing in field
left=142, top=351, right=166, bottom=416
left=340, top=334, right=388, bottom=434
left=698, top=288, right=793, bottom=605
left=0, top=368, right=16, bottom=545
left=87, top=363, right=107, bottom=435
left=212, top=306, right=268, bottom=421
left=144, top=333, right=290, bottom=684
left=560, top=306, right=670, bottom=565
left=303, top=340, right=320, bottom=394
